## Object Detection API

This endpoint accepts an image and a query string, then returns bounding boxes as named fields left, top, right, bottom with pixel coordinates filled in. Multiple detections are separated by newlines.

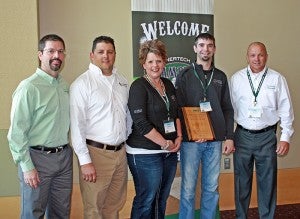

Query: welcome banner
left=131, top=0, right=214, bottom=82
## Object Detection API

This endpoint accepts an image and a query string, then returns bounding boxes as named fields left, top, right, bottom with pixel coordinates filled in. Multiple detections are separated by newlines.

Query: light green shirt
left=7, top=68, right=70, bottom=172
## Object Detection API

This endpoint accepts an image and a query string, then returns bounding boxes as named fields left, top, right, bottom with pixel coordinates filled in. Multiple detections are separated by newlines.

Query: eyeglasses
left=43, top=49, right=66, bottom=55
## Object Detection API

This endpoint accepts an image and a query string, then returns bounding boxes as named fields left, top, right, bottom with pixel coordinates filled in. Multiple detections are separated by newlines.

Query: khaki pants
left=79, top=145, right=128, bottom=219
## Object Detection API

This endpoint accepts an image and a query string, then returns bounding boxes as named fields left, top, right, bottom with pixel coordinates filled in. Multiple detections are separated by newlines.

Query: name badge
left=200, top=101, right=212, bottom=112
left=248, top=105, right=262, bottom=118
left=163, top=119, right=176, bottom=134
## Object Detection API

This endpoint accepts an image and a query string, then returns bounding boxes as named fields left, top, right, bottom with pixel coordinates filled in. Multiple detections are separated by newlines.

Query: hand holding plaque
left=182, top=107, right=215, bottom=141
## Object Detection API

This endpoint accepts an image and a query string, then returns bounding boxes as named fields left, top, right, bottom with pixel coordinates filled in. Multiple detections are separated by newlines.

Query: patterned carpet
left=221, top=204, right=300, bottom=219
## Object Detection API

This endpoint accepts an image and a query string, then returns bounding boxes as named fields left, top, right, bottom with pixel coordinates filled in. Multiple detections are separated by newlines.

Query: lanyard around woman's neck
left=192, top=63, right=214, bottom=101
left=144, top=74, right=170, bottom=118
left=246, top=67, right=268, bottom=105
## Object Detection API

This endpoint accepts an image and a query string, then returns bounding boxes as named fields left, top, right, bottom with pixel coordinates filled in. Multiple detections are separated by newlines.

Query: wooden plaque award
left=182, top=107, right=215, bottom=141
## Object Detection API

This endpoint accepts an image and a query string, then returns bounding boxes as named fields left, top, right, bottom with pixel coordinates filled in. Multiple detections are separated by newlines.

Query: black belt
left=31, top=144, right=68, bottom=153
left=86, top=139, right=124, bottom=151
left=237, top=124, right=277, bottom=134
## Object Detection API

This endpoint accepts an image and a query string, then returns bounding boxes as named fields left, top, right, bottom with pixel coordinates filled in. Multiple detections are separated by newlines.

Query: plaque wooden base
left=182, top=107, right=215, bottom=141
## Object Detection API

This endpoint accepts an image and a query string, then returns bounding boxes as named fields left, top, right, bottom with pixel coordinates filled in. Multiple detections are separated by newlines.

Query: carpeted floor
left=221, top=204, right=300, bottom=219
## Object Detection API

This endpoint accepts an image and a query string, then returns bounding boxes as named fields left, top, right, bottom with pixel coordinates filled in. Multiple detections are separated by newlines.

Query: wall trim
left=219, top=168, right=300, bottom=210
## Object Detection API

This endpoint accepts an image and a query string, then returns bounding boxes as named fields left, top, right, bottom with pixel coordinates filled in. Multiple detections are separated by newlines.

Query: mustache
left=49, top=58, right=62, bottom=65
left=49, top=58, right=63, bottom=71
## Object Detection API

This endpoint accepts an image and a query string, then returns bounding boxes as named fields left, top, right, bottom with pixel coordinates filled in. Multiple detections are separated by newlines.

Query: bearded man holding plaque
left=175, top=33, right=235, bottom=219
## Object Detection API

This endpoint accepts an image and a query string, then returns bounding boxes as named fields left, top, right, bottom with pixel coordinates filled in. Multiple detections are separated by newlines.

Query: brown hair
left=138, top=39, right=167, bottom=66
left=194, top=33, right=215, bottom=47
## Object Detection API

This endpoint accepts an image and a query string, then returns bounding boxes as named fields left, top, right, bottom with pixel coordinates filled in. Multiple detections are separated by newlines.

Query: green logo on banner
left=163, top=59, right=190, bottom=84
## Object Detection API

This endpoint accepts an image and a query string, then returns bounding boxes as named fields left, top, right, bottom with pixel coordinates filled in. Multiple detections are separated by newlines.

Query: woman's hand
left=169, top=136, right=182, bottom=152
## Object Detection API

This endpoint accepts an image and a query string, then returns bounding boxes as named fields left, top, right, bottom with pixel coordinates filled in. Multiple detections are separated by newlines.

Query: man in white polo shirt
left=70, top=35, right=129, bottom=219
left=230, top=42, right=294, bottom=219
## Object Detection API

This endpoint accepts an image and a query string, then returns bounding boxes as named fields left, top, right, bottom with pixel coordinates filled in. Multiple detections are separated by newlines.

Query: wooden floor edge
left=1, top=168, right=299, bottom=217
left=219, top=167, right=300, bottom=210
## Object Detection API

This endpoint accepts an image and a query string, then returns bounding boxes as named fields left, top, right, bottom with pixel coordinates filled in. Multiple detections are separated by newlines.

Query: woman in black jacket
left=126, top=39, right=182, bottom=219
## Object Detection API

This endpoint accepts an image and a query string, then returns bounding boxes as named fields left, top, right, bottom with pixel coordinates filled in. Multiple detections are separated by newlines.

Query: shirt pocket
left=260, top=84, right=277, bottom=109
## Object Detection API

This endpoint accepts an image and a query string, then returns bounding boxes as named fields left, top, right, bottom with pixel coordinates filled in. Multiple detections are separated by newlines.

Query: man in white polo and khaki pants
left=70, top=36, right=129, bottom=219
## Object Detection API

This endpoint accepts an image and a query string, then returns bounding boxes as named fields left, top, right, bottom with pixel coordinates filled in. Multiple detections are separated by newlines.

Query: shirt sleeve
left=221, top=75, right=234, bottom=140
left=277, top=76, right=294, bottom=142
left=7, top=82, right=35, bottom=172
left=228, top=75, right=236, bottom=113
left=70, top=80, right=91, bottom=165
left=175, top=72, right=186, bottom=108
left=128, top=79, right=155, bottom=135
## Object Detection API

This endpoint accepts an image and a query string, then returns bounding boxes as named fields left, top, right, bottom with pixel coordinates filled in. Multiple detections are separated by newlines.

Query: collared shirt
left=230, top=66, right=294, bottom=142
left=70, top=63, right=129, bottom=165
left=7, top=68, right=70, bottom=172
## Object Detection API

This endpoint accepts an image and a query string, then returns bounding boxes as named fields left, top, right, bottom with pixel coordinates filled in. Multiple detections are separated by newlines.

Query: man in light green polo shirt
left=7, top=34, right=73, bottom=219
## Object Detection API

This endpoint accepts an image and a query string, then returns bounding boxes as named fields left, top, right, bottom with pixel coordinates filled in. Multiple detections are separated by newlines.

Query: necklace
left=144, top=74, right=170, bottom=118
left=144, top=74, right=165, bottom=96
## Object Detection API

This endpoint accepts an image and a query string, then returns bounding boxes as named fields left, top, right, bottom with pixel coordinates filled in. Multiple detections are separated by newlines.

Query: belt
left=31, top=144, right=68, bottom=154
left=86, top=139, right=124, bottom=151
left=237, top=124, right=277, bottom=134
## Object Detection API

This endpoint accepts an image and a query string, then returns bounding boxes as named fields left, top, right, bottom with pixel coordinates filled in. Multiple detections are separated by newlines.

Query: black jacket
left=127, top=77, right=179, bottom=150
left=175, top=63, right=234, bottom=141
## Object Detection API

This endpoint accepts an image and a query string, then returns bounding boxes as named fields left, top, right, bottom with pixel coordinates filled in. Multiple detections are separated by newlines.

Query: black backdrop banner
left=132, top=11, right=213, bottom=82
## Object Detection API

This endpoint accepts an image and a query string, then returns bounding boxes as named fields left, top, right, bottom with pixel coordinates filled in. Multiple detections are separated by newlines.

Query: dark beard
left=201, top=56, right=210, bottom=61
left=49, top=58, right=62, bottom=71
